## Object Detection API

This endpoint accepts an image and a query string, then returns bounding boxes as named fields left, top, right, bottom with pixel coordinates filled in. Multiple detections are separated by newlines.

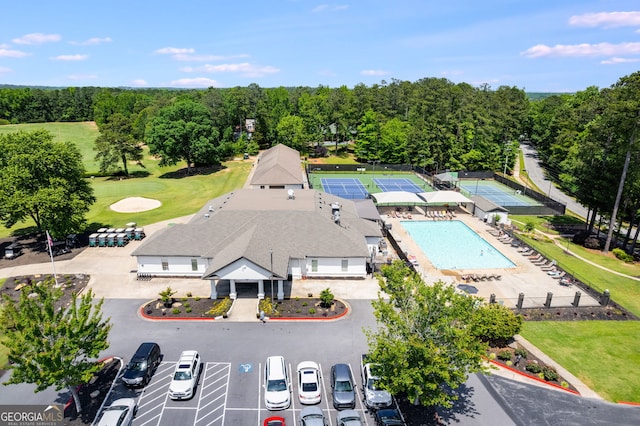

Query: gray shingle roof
left=132, top=189, right=381, bottom=278
left=250, top=144, right=304, bottom=186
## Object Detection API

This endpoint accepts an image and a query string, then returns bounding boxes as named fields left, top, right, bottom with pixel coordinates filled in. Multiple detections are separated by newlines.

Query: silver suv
left=330, top=363, right=356, bottom=409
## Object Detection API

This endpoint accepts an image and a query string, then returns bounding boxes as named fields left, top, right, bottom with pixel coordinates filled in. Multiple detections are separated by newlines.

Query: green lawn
left=521, top=321, right=640, bottom=402
left=0, top=122, right=253, bottom=238
left=0, top=121, right=101, bottom=173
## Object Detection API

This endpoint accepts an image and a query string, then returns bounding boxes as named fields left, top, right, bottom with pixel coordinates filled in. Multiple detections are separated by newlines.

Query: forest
left=0, top=72, right=639, bottom=252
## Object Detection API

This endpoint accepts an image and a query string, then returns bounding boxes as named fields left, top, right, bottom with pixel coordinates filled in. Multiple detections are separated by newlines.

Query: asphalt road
left=520, top=142, right=589, bottom=219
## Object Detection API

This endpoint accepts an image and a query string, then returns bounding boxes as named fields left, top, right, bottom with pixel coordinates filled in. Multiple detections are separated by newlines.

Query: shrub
left=183, top=303, right=190, bottom=308
left=159, top=287, right=177, bottom=306
left=505, top=360, right=512, bottom=366
left=181, top=297, right=188, bottom=302
left=488, top=352, right=496, bottom=360
left=309, top=308, right=316, bottom=315
left=295, top=296, right=300, bottom=301
left=497, top=350, right=512, bottom=361
left=172, top=308, right=181, bottom=315
left=296, top=309, right=301, bottom=313
left=542, top=366, right=558, bottom=382
left=320, top=288, right=334, bottom=308
left=206, top=297, right=233, bottom=316
left=195, top=296, right=201, bottom=301
left=515, top=348, right=528, bottom=358
left=524, top=221, right=535, bottom=232
left=186, top=307, right=192, bottom=313
left=612, top=248, right=634, bottom=263
left=561, top=381, right=569, bottom=388
left=258, top=297, right=279, bottom=316
left=525, top=361, right=542, bottom=374
left=186, top=292, right=192, bottom=297
left=302, top=301, right=308, bottom=307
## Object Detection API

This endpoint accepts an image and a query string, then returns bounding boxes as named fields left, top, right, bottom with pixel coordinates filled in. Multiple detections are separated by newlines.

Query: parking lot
left=116, top=358, right=376, bottom=426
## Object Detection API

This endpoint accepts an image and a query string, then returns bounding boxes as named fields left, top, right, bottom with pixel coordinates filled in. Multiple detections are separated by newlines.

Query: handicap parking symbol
left=238, top=363, right=252, bottom=373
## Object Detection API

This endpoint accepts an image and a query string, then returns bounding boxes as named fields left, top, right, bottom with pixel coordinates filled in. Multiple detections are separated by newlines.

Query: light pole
left=270, top=249, right=274, bottom=300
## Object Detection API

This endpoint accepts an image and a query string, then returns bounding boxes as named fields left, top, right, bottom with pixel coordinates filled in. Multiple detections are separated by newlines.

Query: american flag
left=46, top=231, right=53, bottom=249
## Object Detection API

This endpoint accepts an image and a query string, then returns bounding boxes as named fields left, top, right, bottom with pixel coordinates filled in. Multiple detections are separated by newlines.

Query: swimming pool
left=400, top=220, right=515, bottom=270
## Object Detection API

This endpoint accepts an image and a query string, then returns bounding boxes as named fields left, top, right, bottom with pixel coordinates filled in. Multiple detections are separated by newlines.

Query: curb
left=487, top=358, right=580, bottom=395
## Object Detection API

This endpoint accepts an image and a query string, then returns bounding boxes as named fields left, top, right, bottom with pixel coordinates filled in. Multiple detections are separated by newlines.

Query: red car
left=264, top=416, right=285, bottom=426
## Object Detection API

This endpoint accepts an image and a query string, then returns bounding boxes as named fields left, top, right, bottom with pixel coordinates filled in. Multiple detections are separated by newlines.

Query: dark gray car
left=331, top=364, right=356, bottom=409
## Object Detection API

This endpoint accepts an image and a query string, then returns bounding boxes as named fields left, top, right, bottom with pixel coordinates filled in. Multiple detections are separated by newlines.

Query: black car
left=374, top=408, right=405, bottom=426
left=122, top=342, right=161, bottom=387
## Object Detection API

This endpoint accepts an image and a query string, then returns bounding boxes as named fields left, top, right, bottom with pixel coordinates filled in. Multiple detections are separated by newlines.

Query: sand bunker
left=110, top=197, right=162, bottom=213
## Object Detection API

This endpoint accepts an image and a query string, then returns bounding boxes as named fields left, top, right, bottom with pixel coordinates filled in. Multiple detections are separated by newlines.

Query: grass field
left=521, top=321, right=640, bottom=403
left=0, top=122, right=101, bottom=173
left=0, top=122, right=252, bottom=238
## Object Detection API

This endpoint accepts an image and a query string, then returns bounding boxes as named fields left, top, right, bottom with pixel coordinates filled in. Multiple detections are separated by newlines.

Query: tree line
left=1, top=73, right=639, bottom=254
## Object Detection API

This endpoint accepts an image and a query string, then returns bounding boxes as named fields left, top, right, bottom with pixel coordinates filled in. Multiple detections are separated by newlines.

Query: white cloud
left=155, top=47, right=195, bottom=55
left=521, top=42, right=640, bottom=58
left=601, top=56, right=640, bottom=64
left=440, top=70, right=464, bottom=77
left=130, top=79, right=148, bottom=86
left=182, top=62, right=280, bottom=77
left=70, top=37, right=112, bottom=46
left=0, top=48, right=30, bottom=58
left=312, top=4, right=348, bottom=13
left=168, top=77, right=220, bottom=88
left=13, top=33, right=61, bottom=45
left=0, top=66, right=12, bottom=75
left=360, top=69, right=389, bottom=76
left=51, top=54, right=89, bottom=61
left=569, top=11, right=640, bottom=28
left=68, top=74, right=98, bottom=81
left=172, top=53, right=250, bottom=62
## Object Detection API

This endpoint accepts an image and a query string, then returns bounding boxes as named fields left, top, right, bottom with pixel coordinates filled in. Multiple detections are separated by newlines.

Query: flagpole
left=46, top=231, right=60, bottom=287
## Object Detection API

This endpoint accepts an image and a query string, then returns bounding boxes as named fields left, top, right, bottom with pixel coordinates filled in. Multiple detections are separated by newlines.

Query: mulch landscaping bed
left=516, top=305, right=637, bottom=321
left=486, top=343, right=578, bottom=393
left=140, top=296, right=348, bottom=319
left=0, top=233, right=87, bottom=268
left=0, top=273, right=91, bottom=309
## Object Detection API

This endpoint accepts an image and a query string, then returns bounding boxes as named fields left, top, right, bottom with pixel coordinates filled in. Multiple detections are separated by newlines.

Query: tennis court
left=320, top=178, right=369, bottom=199
left=459, top=180, right=540, bottom=207
left=374, top=178, right=424, bottom=193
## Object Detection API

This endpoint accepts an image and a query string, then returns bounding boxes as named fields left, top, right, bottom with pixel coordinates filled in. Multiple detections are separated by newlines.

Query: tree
left=365, top=261, right=488, bottom=408
left=1, top=279, right=112, bottom=414
left=145, top=100, right=220, bottom=174
left=354, top=109, right=382, bottom=161
left=94, top=113, right=143, bottom=176
left=276, top=115, right=307, bottom=151
left=0, top=130, right=95, bottom=238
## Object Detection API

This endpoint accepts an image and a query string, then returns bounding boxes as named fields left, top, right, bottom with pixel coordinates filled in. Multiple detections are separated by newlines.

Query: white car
left=168, top=350, right=201, bottom=400
left=264, top=355, right=291, bottom=410
left=97, top=398, right=137, bottom=426
left=297, top=361, right=321, bottom=404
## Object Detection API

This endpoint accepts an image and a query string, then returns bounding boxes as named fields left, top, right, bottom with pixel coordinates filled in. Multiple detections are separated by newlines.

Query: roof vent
left=208, top=205, right=213, bottom=212
left=204, top=213, right=210, bottom=218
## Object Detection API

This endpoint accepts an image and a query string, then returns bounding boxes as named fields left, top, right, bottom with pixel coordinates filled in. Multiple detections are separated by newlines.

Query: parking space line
left=194, top=362, right=230, bottom=426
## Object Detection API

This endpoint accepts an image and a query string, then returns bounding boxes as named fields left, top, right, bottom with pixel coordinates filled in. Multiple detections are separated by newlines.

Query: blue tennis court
left=374, top=178, right=424, bottom=193
left=321, top=178, right=369, bottom=199
left=459, top=181, right=539, bottom=207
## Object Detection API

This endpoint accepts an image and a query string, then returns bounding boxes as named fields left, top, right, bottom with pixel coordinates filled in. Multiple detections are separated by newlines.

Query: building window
left=161, top=260, right=169, bottom=271
left=341, top=259, right=348, bottom=272
left=311, top=259, right=318, bottom=272
left=191, top=259, right=198, bottom=271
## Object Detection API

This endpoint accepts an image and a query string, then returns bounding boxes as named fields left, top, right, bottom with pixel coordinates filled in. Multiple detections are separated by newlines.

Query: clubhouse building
left=131, top=145, right=382, bottom=299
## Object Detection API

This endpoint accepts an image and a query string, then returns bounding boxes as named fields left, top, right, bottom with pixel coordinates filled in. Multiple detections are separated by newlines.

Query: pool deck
left=382, top=207, right=600, bottom=308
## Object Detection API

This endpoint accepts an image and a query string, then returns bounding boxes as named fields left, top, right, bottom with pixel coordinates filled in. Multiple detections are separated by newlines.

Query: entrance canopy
left=418, top=190, right=473, bottom=205
left=370, top=191, right=427, bottom=206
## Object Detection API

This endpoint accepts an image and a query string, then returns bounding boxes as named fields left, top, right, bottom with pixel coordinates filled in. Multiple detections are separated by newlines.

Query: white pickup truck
left=360, top=354, right=392, bottom=410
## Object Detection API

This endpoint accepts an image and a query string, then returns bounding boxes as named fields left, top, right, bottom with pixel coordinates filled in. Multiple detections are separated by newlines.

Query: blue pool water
left=400, top=220, right=515, bottom=270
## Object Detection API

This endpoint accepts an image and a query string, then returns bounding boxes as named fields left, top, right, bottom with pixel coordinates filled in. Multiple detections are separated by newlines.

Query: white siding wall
left=216, top=258, right=270, bottom=280
left=304, top=257, right=366, bottom=278
left=136, top=255, right=207, bottom=276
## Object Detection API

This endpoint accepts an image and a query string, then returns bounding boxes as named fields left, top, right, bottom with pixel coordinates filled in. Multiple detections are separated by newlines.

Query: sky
left=1, top=0, right=639, bottom=92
